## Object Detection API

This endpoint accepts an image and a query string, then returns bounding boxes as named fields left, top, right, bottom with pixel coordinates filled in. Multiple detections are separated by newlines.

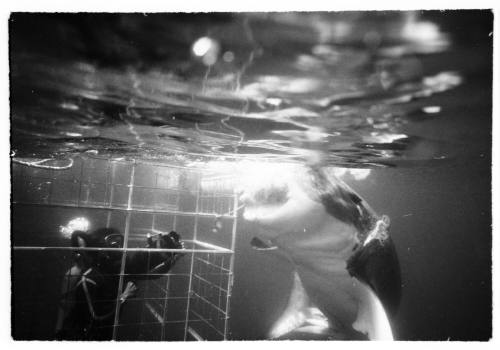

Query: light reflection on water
left=10, top=12, right=463, bottom=168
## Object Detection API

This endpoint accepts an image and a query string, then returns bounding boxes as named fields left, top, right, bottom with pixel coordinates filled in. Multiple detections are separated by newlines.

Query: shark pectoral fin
left=352, top=280, right=394, bottom=340
left=294, top=306, right=331, bottom=335
left=269, top=271, right=312, bottom=339
left=293, top=324, right=328, bottom=336
left=268, top=271, right=308, bottom=338
left=269, top=311, right=307, bottom=339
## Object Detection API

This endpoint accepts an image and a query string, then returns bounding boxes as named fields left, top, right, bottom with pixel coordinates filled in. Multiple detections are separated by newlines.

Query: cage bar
left=11, top=156, right=238, bottom=341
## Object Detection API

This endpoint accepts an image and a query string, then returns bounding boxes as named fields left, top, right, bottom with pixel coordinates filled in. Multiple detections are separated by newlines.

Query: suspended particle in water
left=212, top=216, right=223, bottom=233
left=192, top=36, right=220, bottom=66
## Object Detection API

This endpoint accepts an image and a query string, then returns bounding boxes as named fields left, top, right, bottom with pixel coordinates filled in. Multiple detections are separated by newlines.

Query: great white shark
left=237, top=163, right=401, bottom=340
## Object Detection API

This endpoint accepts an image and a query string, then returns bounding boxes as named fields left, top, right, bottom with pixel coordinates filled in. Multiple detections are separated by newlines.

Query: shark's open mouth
left=240, top=183, right=291, bottom=222
left=252, top=184, right=289, bottom=206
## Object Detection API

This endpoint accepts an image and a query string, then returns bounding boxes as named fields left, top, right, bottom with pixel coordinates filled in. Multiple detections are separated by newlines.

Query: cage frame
left=12, top=155, right=238, bottom=341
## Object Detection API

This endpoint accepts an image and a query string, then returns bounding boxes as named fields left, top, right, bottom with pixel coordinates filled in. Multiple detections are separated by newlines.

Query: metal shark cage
left=12, top=156, right=238, bottom=341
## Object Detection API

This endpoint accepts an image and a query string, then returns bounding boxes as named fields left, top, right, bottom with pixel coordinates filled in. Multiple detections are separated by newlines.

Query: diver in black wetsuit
left=55, top=227, right=184, bottom=340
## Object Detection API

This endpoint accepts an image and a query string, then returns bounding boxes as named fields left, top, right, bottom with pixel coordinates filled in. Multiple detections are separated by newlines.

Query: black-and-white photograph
left=9, top=8, right=493, bottom=342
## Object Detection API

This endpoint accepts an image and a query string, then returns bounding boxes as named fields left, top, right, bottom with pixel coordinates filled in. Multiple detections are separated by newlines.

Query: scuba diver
left=54, top=223, right=184, bottom=340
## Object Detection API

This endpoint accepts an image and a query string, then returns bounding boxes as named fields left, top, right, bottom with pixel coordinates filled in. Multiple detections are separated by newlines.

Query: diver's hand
left=119, top=281, right=137, bottom=303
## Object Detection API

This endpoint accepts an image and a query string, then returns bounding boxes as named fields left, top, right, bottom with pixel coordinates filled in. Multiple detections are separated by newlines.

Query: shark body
left=238, top=164, right=401, bottom=340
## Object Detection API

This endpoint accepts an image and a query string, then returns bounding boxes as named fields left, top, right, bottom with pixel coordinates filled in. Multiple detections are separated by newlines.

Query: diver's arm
left=125, top=250, right=180, bottom=279
left=54, top=265, right=82, bottom=336
left=119, top=281, right=138, bottom=303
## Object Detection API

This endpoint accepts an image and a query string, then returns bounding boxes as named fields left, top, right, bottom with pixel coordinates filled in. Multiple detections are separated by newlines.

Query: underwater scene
left=10, top=11, right=492, bottom=341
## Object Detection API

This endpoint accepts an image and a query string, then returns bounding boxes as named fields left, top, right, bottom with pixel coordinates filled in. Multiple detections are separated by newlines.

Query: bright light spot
left=332, top=168, right=348, bottom=178
left=265, top=98, right=283, bottom=107
left=403, top=21, right=442, bottom=42
left=314, top=20, right=351, bottom=43
left=199, top=160, right=300, bottom=194
left=369, top=132, right=407, bottom=143
left=65, top=132, right=83, bottom=137
left=331, top=168, right=371, bottom=181
left=295, top=54, right=323, bottom=71
left=261, top=107, right=319, bottom=119
left=271, top=127, right=329, bottom=142
left=422, top=106, right=441, bottom=114
left=312, top=44, right=335, bottom=56
left=423, top=72, right=462, bottom=90
left=349, top=169, right=372, bottom=180
left=60, top=102, right=79, bottom=111
left=241, top=76, right=321, bottom=97
left=192, top=37, right=213, bottom=57
left=192, top=36, right=220, bottom=66
left=60, top=217, right=90, bottom=238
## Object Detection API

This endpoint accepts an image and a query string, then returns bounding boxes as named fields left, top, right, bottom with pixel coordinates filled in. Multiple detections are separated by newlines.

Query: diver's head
left=88, top=228, right=123, bottom=248
left=71, top=227, right=123, bottom=270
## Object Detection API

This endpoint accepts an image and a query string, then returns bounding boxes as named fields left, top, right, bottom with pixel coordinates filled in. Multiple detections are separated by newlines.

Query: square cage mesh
left=12, top=156, right=238, bottom=341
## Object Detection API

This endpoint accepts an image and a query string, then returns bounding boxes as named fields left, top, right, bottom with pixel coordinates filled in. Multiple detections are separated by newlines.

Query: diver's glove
left=119, top=281, right=138, bottom=304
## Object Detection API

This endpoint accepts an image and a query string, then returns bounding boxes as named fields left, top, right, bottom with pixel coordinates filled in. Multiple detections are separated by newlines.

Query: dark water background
left=10, top=11, right=492, bottom=340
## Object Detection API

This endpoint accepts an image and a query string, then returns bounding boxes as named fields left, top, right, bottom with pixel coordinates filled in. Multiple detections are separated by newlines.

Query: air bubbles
left=212, top=216, right=223, bottom=234
left=222, top=51, right=235, bottom=63
left=60, top=217, right=90, bottom=238
left=192, top=36, right=220, bottom=66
